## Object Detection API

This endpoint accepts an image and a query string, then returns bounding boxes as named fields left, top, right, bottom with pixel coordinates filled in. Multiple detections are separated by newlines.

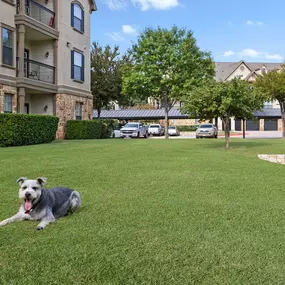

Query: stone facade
left=0, top=84, right=18, bottom=113
left=56, top=93, right=93, bottom=139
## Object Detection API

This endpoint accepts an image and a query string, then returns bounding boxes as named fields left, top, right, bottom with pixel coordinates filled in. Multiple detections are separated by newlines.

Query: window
left=71, top=3, right=84, bottom=33
left=2, top=27, right=13, bottom=66
left=4, top=95, right=12, bottom=113
left=75, top=103, right=82, bottom=120
left=71, top=50, right=85, bottom=81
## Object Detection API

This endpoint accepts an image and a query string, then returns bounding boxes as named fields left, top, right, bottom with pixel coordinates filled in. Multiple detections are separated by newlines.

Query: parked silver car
left=148, top=124, right=164, bottom=136
left=168, top=126, right=180, bottom=136
left=196, top=123, right=218, bottom=139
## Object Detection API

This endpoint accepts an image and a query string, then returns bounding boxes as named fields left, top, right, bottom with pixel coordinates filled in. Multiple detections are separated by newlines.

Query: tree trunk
left=242, top=118, right=245, bottom=139
left=223, top=117, right=230, bottom=149
left=280, top=101, right=285, bottom=139
left=164, top=106, right=169, bottom=139
left=97, top=107, right=101, bottom=118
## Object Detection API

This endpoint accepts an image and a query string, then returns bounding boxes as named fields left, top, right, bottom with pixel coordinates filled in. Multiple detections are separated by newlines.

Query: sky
left=91, top=0, right=285, bottom=63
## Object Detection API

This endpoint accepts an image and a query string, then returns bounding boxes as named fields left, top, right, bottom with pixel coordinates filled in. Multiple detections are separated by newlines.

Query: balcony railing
left=17, top=0, right=55, bottom=29
left=17, top=58, right=55, bottom=84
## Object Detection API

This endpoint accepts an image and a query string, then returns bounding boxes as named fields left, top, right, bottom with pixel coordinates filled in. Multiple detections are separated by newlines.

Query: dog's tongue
left=24, top=200, right=32, bottom=211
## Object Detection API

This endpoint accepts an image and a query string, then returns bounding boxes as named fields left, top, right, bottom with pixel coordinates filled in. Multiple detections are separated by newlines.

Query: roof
left=254, top=108, right=281, bottom=118
left=93, top=109, right=189, bottom=120
left=89, top=0, right=97, bottom=11
left=215, top=61, right=282, bottom=81
left=93, top=108, right=282, bottom=119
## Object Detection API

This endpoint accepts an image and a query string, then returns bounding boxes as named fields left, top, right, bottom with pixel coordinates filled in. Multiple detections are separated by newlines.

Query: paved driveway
left=149, top=131, right=282, bottom=139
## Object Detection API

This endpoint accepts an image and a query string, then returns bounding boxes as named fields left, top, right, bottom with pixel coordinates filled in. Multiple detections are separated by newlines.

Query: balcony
left=15, top=0, right=58, bottom=39
left=17, top=57, right=56, bottom=93
left=24, top=58, right=55, bottom=84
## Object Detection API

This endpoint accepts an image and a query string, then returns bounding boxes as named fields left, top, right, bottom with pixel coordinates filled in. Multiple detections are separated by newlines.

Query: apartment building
left=0, top=0, right=96, bottom=138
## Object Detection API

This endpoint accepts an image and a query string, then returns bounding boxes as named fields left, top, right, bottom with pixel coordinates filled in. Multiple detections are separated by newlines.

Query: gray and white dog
left=0, top=177, right=81, bottom=230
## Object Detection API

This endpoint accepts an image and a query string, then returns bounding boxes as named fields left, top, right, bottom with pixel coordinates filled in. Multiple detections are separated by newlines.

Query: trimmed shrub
left=176, top=125, right=199, bottom=132
left=0, top=113, right=59, bottom=147
left=65, top=120, right=115, bottom=140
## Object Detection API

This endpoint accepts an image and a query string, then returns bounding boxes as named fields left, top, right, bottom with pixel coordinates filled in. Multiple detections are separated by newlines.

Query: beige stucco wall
left=29, top=94, right=54, bottom=115
left=0, top=2, right=17, bottom=78
left=57, top=0, right=91, bottom=93
left=226, top=63, right=251, bottom=81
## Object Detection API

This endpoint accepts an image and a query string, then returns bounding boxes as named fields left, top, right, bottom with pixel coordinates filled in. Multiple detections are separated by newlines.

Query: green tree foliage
left=182, top=78, right=265, bottom=149
left=254, top=65, right=285, bottom=138
left=122, top=25, right=215, bottom=138
left=91, top=42, right=123, bottom=117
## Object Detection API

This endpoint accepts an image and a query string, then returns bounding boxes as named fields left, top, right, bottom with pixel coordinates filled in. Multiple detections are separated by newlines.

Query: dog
left=0, top=177, right=81, bottom=230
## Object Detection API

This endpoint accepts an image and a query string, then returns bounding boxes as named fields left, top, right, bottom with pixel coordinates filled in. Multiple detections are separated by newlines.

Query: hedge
left=65, top=120, right=115, bottom=140
left=0, top=113, right=59, bottom=147
left=176, top=125, right=199, bottom=132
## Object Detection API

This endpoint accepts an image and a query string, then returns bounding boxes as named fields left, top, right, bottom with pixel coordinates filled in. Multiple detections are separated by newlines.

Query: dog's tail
left=69, top=191, right=82, bottom=212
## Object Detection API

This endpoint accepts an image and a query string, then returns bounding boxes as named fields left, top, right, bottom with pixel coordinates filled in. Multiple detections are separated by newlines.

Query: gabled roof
left=215, top=61, right=282, bottom=81
left=89, top=0, right=97, bottom=11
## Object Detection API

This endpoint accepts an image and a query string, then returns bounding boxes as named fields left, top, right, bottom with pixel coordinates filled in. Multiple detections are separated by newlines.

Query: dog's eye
left=22, top=186, right=27, bottom=190
left=32, top=187, right=37, bottom=190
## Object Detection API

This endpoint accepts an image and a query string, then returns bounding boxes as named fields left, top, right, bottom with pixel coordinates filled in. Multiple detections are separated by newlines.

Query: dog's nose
left=25, top=192, right=31, bottom=198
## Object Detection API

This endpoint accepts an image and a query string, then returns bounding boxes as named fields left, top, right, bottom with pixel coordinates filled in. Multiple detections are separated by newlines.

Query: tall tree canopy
left=254, top=65, right=285, bottom=138
left=182, top=78, right=265, bottom=149
left=91, top=42, right=122, bottom=118
left=122, top=25, right=215, bottom=138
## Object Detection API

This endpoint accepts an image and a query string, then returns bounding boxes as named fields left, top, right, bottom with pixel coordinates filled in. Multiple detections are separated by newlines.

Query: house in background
left=146, top=61, right=283, bottom=131
left=215, top=61, right=282, bottom=131
left=0, top=0, right=96, bottom=138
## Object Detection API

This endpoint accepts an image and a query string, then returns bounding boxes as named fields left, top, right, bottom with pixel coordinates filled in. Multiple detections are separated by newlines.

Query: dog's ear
left=16, top=177, right=28, bottom=186
left=36, top=177, right=47, bottom=186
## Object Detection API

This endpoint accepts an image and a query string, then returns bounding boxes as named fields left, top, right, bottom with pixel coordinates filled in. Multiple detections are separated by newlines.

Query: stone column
left=53, top=40, right=58, bottom=85
left=17, top=24, right=25, bottom=79
left=19, top=0, right=25, bottom=15
left=278, top=119, right=282, bottom=131
left=260, top=119, right=264, bottom=131
left=18, top=88, right=25, bottom=113
left=52, top=94, right=57, bottom=116
left=54, top=0, right=58, bottom=30
left=231, top=117, right=235, bottom=131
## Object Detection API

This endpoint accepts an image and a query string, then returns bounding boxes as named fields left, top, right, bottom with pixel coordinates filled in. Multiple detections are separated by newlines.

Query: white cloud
left=239, top=49, right=260, bottom=58
left=105, top=32, right=125, bottom=41
left=224, top=50, right=235, bottom=57
left=223, top=48, right=283, bottom=61
left=103, top=0, right=181, bottom=11
left=122, top=25, right=137, bottom=36
left=246, top=20, right=264, bottom=26
left=104, top=0, right=127, bottom=10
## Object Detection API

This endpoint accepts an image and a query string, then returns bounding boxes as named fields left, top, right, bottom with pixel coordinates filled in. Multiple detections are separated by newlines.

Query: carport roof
left=93, top=109, right=189, bottom=120
left=93, top=108, right=282, bottom=120
left=254, top=108, right=281, bottom=118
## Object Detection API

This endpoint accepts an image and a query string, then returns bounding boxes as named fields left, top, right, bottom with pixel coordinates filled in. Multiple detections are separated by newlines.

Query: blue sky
left=91, top=0, right=285, bottom=62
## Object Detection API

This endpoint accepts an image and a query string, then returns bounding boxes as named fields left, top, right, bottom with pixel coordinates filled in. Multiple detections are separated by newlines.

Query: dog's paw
left=36, top=226, right=44, bottom=231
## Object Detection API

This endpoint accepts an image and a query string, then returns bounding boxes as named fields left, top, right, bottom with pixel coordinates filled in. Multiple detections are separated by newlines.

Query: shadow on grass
left=204, top=139, right=277, bottom=150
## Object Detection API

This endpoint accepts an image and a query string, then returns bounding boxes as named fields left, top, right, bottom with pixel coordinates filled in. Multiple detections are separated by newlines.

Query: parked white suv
left=120, top=122, right=148, bottom=138
left=148, top=124, right=165, bottom=136
left=196, top=124, right=218, bottom=139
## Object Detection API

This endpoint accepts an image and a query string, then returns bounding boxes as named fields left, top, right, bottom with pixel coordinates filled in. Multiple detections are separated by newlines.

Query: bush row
left=65, top=120, right=115, bottom=140
left=176, top=125, right=199, bottom=132
left=0, top=113, right=59, bottom=147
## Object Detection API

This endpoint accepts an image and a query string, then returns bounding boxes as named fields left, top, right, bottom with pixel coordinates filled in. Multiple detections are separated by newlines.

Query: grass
left=1, top=138, right=285, bottom=285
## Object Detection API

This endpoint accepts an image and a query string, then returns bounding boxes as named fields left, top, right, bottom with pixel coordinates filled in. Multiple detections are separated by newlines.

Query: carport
left=93, top=109, right=190, bottom=120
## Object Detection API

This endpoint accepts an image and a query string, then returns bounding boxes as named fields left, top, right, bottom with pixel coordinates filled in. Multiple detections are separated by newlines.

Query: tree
left=91, top=42, right=122, bottom=118
left=182, top=78, right=265, bottom=149
left=122, top=26, right=215, bottom=139
left=254, top=65, right=285, bottom=138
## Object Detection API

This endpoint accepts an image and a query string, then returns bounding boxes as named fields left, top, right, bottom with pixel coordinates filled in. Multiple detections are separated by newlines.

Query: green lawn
left=1, top=139, right=285, bottom=285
